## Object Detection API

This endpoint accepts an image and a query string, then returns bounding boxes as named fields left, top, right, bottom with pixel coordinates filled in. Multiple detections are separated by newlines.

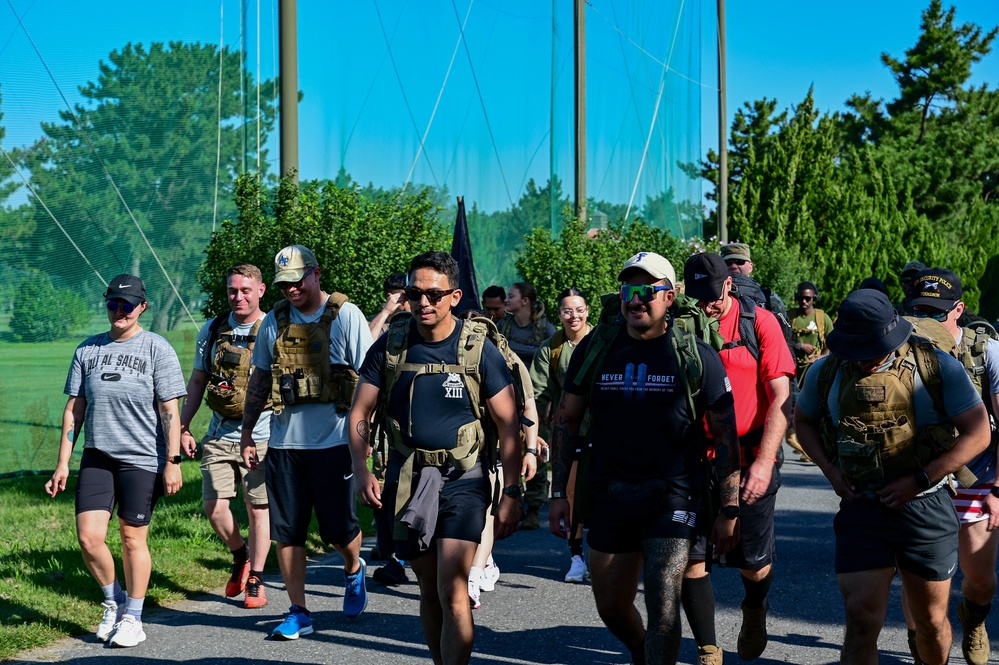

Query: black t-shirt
left=359, top=319, right=513, bottom=451
left=564, top=325, right=732, bottom=493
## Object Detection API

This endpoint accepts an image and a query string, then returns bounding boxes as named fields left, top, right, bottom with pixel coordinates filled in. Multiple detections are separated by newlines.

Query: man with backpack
left=179, top=263, right=271, bottom=609
left=907, top=268, right=999, bottom=665
left=239, top=245, right=373, bottom=640
left=681, top=252, right=796, bottom=664
left=795, top=289, right=990, bottom=665
left=348, top=251, right=522, bottom=665
left=548, top=252, right=740, bottom=665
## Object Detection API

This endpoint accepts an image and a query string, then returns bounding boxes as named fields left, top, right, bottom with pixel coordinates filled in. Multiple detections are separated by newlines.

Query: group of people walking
left=43, top=240, right=998, bottom=665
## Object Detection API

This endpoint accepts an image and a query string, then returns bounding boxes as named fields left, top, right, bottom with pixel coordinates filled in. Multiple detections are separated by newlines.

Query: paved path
left=13, top=455, right=997, bottom=664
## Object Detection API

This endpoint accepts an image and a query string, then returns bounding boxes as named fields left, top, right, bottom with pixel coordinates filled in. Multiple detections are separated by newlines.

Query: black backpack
left=728, top=274, right=796, bottom=361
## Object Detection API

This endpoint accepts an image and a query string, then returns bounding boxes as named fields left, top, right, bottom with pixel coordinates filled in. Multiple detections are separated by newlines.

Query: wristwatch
left=551, top=490, right=567, bottom=500
left=167, top=455, right=182, bottom=465
left=720, top=505, right=740, bottom=520
left=914, top=469, right=931, bottom=491
left=501, top=484, right=523, bottom=499
left=990, top=486, right=999, bottom=499
left=525, top=448, right=540, bottom=456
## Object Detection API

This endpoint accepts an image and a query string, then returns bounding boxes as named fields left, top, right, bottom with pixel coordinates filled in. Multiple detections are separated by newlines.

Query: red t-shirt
left=713, top=298, right=796, bottom=437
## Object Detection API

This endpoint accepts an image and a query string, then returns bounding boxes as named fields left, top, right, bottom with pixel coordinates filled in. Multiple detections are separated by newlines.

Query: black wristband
left=525, top=448, right=539, bottom=456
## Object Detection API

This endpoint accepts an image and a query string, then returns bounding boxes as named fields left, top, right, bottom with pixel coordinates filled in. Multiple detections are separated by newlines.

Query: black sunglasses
left=724, top=258, right=748, bottom=266
left=404, top=287, right=456, bottom=305
left=106, top=300, right=136, bottom=314
left=276, top=267, right=315, bottom=290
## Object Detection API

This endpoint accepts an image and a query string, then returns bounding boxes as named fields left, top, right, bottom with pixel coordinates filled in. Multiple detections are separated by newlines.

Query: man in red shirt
left=680, top=252, right=796, bottom=664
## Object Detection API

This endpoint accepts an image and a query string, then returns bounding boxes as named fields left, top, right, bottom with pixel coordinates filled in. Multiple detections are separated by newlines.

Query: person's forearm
left=241, top=369, right=271, bottom=437
left=550, top=395, right=581, bottom=494
left=707, top=404, right=740, bottom=506
left=499, top=420, right=522, bottom=485
left=758, top=379, right=791, bottom=462
left=522, top=397, right=539, bottom=450
left=57, top=398, right=84, bottom=466
left=348, top=413, right=373, bottom=474
left=158, top=399, right=181, bottom=456
left=180, top=372, right=208, bottom=430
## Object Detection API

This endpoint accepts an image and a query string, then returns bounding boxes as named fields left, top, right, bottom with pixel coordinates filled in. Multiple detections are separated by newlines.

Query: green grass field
left=0, top=326, right=374, bottom=659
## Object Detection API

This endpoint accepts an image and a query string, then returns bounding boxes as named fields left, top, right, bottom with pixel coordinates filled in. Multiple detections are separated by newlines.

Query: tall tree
left=13, top=42, right=278, bottom=330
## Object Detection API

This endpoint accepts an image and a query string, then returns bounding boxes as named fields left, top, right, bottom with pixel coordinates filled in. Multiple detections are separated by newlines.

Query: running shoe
left=96, top=600, right=125, bottom=642
left=565, top=554, right=586, bottom=583
left=373, top=557, right=407, bottom=585
left=244, top=575, right=267, bottom=609
left=108, top=615, right=146, bottom=648
left=225, top=557, right=251, bottom=598
left=468, top=572, right=481, bottom=610
left=271, top=605, right=313, bottom=640
left=480, top=560, right=500, bottom=592
left=343, top=559, right=368, bottom=618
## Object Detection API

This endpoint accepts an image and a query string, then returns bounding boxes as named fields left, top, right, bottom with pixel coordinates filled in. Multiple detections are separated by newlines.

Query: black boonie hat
left=104, top=274, right=147, bottom=306
left=826, top=290, right=912, bottom=361
left=909, top=268, right=962, bottom=310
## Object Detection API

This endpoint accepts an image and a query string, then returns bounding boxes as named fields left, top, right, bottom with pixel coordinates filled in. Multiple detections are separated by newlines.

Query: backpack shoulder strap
left=548, top=329, right=566, bottom=387
left=814, top=309, right=827, bottom=344
left=671, top=326, right=705, bottom=421
left=721, top=297, right=760, bottom=361
left=911, top=339, right=946, bottom=416
left=571, top=323, right=620, bottom=399
left=381, top=314, right=413, bottom=410
left=202, top=315, right=226, bottom=369
left=274, top=299, right=290, bottom=333
left=323, top=292, right=349, bottom=324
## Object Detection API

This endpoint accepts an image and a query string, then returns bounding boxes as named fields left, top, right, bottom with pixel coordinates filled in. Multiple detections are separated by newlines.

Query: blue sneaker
left=343, top=558, right=368, bottom=618
left=271, top=605, right=313, bottom=640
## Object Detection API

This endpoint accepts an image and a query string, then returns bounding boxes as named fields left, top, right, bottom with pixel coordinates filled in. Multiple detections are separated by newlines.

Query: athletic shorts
left=953, top=481, right=992, bottom=524
left=689, top=462, right=780, bottom=570
left=395, top=474, right=491, bottom=561
left=75, top=448, right=164, bottom=526
left=834, top=487, right=959, bottom=580
left=266, top=446, right=359, bottom=548
left=200, top=437, right=268, bottom=505
left=586, top=479, right=700, bottom=554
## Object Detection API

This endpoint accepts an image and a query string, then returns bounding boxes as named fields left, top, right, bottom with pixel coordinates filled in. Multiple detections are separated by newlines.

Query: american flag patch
left=672, top=511, right=697, bottom=527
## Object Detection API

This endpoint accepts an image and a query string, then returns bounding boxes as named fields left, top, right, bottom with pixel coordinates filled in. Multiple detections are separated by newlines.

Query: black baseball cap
left=104, top=274, right=147, bottom=306
left=683, top=253, right=729, bottom=302
left=909, top=268, right=962, bottom=310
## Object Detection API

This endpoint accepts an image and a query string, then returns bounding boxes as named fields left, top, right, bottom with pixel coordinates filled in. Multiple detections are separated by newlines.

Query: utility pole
left=279, top=0, right=299, bottom=182
left=574, top=0, right=587, bottom=225
left=241, top=0, right=249, bottom=174
left=717, top=0, right=728, bottom=242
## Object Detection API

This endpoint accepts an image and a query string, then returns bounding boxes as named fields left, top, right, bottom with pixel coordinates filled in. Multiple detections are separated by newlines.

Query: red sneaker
left=225, top=558, right=250, bottom=598
left=244, top=575, right=267, bottom=609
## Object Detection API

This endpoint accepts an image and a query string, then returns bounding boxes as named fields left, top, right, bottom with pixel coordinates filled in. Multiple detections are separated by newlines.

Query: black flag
left=450, top=196, right=480, bottom=315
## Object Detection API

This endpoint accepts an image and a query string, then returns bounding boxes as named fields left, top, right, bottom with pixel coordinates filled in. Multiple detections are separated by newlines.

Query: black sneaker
left=373, top=558, right=408, bottom=585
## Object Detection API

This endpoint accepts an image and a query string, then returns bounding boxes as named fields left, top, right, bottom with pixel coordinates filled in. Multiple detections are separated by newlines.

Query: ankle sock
left=249, top=569, right=263, bottom=581
left=231, top=543, right=249, bottom=562
left=681, top=575, right=717, bottom=646
left=569, top=538, right=584, bottom=557
left=124, top=596, right=144, bottom=622
left=101, top=580, right=125, bottom=605
left=741, top=569, right=774, bottom=609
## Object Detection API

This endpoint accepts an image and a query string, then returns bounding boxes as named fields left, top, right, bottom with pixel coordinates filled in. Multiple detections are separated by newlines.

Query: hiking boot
left=343, top=559, right=368, bottom=618
left=468, top=571, right=481, bottom=610
left=565, top=555, right=586, bottom=583
left=906, top=628, right=924, bottom=665
left=96, top=600, right=125, bottom=642
left=271, top=605, right=313, bottom=640
left=697, top=645, right=723, bottom=665
left=737, top=599, right=768, bottom=660
left=521, top=509, right=540, bottom=530
left=225, top=557, right=250, bottom=598
left=244, top=575, right=267, bottom=609
left=958, top=599, right=990, bottom=665
left=373, top=558, right=408, bottom=585
left=108, top=615, right=146, bottom=648
left=480, top=560, right=500, bottom=592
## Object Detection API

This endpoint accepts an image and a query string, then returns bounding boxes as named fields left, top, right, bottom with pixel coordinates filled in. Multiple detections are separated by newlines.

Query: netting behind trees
left=0, top=1, right=708, bottom=474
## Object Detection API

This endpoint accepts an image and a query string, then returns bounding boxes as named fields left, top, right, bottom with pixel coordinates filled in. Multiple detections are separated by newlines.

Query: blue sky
left=1, top=0, right=997, bottom=214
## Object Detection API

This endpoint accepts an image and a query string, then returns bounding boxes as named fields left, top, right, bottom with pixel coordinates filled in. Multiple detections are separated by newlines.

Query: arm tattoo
left=242, top=369, right=272, bottom=429
left=706, top=404, right=740, bottom=505
left=160, top=411, right=174, bottom=433
left=356, top=420, right=371, bottom=442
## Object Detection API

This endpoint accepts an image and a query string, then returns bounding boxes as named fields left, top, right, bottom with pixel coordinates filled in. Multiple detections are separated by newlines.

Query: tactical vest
left=816, top=338, right=969, bottom=487
left=379, top=315, right=527, bottom=538
left=205, top=317, right=268, bottom=419
left=269, top=294, right=358, bottom=415
left=498, top=310, right=550, bottom=350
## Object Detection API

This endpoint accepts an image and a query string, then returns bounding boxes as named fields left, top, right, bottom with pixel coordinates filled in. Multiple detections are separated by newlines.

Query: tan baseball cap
left=273, top=245, right=319, bottom=284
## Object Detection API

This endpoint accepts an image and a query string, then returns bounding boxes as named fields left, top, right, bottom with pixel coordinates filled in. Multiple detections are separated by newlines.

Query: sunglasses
left=724, top=258, right=748, bottom=266
left=404, top=287, right=456, bottom=305
left=797, top=295, right=814, bottom=302
left=276, top=267, right=315, bottom=291
left=912, top=305, right=956, bottom=323
left=106, top=300, right=136, bottom=314
left=620, top=284, right=672, bottom=303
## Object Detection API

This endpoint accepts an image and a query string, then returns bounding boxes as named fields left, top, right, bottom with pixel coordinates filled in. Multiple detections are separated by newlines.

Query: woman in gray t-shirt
left=45, top=274, right=187, bottom=648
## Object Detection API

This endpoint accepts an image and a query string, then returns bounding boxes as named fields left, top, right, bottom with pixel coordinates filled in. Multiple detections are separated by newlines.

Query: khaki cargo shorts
left=200, top=437, right=268, bottom=505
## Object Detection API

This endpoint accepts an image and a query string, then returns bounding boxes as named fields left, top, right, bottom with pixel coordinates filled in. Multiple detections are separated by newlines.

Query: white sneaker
left=96, top=601, right=125, bottom=642
left=468, top=567, right=482, bottom=610
left=480, top=560, right=500, bottom=592
left=109, top=615, right=146, bottom=647
left=565, top=555, right=586, bottom=583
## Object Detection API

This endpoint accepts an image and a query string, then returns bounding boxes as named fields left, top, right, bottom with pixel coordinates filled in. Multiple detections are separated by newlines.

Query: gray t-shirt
left=193, top=313, right=271, bottom=443
left=251, top=297, right=373, bottom=450
left=65, top=330, right=187, bottom=472
left=955, top=332, right=999, bottom=482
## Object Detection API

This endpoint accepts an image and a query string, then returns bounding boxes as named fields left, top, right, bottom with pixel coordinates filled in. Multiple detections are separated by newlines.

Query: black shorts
left=689, top=462, right=780, bottom=570
left=586, top=479, right=700, bottom=554
left=266, top=446, right=360, bottom=548
left=75, top=448, right=164, bottom=526
left=834, top=486, right=959, bottom=580
left=395, top=474, right=491, bottom=561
